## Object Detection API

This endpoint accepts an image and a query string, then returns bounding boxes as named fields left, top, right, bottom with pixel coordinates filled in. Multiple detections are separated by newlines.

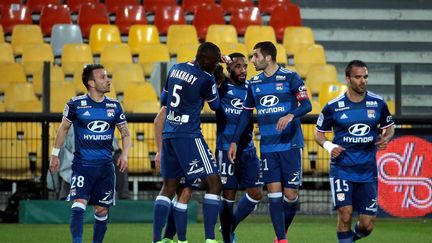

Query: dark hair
left=196, top=42, right=221, bottom=73
left=253, top=41, right=276, bottom=61
left=82, top=64, right=105, bottom=89
left=228, top=52, right=245, bottom=60
left=345, top=60, right=367, bottom=77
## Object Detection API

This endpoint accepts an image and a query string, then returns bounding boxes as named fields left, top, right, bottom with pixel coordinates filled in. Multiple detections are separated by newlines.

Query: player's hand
left=49, top=155, right=59, bottom=173
left=330, top=146, right=345, bottom=158
left=375, top=135, right=389, bottom=150
left=276, top=114, right=294, bottom=131
left=228, top=143, right=237, bottom=164
left=155, top=152, right=161, bottom=173
left=117, top=152, right=128, bottom=173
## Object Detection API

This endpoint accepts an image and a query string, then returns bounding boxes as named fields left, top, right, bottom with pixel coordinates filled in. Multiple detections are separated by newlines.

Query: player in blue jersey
left=314, top=60, right=395, bottom=243
left=228, top=41, right=312, bottom=243
left=217, top=53, right=263, bottom=243
left=49, top=64, right=131, bottom=243
left=152, top=42, right=227, bottom=243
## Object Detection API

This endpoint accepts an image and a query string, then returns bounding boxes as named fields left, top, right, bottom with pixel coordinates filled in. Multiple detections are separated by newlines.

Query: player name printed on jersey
left=169, top=68, right=198, bottom=85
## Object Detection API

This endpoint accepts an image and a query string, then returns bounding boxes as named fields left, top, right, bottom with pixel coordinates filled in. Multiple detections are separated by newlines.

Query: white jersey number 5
left=170, top=84, right=183, bottom=108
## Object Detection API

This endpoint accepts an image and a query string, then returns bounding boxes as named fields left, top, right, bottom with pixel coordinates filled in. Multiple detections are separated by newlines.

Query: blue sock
left=268, top=192, right=285, bottom=240
left=153, top=195, right=171, bottom=242
left=70, top=202, right=86, bottom=243
left=174, top=202, right=188, bottom=241
left=219, top=198, right=234, bottom=243
left=233, top=193, right=259, bottom=232
left=283, top=196, right=298, bottom=232
left=203, top=193, right=220, bottom=240
left=93, top=213, right=108, bottom=243
left=337, top=230, right=354, bottom=243
left=163, top=199, right=177, bottom=239
left=353, top=222, right=371, bottom=241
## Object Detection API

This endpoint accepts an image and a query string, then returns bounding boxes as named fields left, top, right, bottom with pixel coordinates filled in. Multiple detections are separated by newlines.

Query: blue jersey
left=161, top=62, right=219, bottom=138
left=216, top=78, right=254, bottom=151
left=316, top=91, right=394, bottom=182
left=243, top=67, right=309, bottom=153
left=63, top=94, right=127, bottom=167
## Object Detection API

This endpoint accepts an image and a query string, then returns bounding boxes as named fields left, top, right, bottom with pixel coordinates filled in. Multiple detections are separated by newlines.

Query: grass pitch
left=0, top=215, right=430, bottom=243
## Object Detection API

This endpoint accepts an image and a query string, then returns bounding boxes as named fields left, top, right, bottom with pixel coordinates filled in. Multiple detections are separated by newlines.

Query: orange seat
left=220, top=0, right=254, bottom=14
left=105, top=0, right=139, bottom=14
left=128, top=25, right=160, bottom=55
left=153, top=5, right=186, bottom=35
left=269, top=4, right=302, bottom=42
left=77, top=3, right=110, bottom=38
left=182, top=0, right=215, bottom=13
left=0, top=4, right=32, bottom=34
left=258, top=0, right=290, bottom=14
left=39, top=4, right=72, bottom=36
left=26, top=0, right=58, bottom=14
left=143, top=0, right=177, bottom=13
left=66, top=0, right=99, bottom=13
left=230, top=6, right=262, bottom=36
left=115, top=5, right=147, bottom=35
left=193, top=3, right=225, bottom=40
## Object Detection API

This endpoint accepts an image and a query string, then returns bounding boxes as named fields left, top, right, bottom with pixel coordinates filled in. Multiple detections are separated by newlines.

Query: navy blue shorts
left=330, top=177, right=378, bottom=215
left=161, top=137, right=219, bottom=182
left=67, top=163, right=115, bottom=207
left=216, top=148, right=263, bottom=190
left=260, top=148, right=302, bottom=189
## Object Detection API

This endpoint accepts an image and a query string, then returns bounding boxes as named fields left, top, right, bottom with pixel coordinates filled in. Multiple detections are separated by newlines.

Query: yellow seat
left=128, top=25, right=160, bottom=55
left=275, top=43, right=288, bottom=65
left=386, top=100, right=395, bottom=114
left=16, top=122, right=43, bottom=174
left=283, top=26, right=315, bottom=57
left=310, top=100, right=322, bottom=115
left=0, top=63, right=27, bottom=92
left=89, top=24, right=121, bottom=55
left=73, top=67, right=88, bottom=95
left=100, top=43, right=132, bottom=74
left=50, top=82, right=76, bottom=113
left=0, top=102, right=5, bottom=112
left=306, top=64, right=338, bottom=96
left=0, top=123, right=18, bottom=139
left=0, top=25, right=4, bottom=43
left=318, top=82, right=348, bottom=108
left=32, top=66, right=66, bottom=95
left=11, top=24, right=44, bottom=56
left=128, top=140, right=152, bottom=174
left=123, top=82, right=158, bottom=112
left=244, top=25, right=276, bottom=55
left=105, top=82, right=118, bottom=100
left=201, top=102, right=214, bottom=114
left=176, top=43, right=200, bottom=63
left=201, top=123, right=217, bottom=152
left=294, top=44, right=326, bottom=78
left=111, top=63, right=145, bottom=94
left=302, top=145, right=312, bottom=174
left=138, top=43, right=170, bottom=76
left=0, top=140, right=33, bottom=181
left=0, top=43, right=14, bottom=63
left=21, top=43, right=54, bottom=77
left=218, top=42, right=248, bottom=58
left=131, top=101, right=161, bottom=113
left=246, top=63, right=261, bottom=80
left=206, top=24, right=238, bottom=46
left=167, top=25, right=199, bottom=56
left=61, top=44, right=93, bottom=75
left=4, top=83, right=42, bottom=112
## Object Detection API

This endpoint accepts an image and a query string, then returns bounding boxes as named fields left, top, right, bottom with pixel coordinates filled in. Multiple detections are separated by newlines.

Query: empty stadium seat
left=206, top=24, right=238, bottom=46
left=182, top=0, right=214, bottom=13
left=111, top=63, right=145, bottom=93
left=176, top=43, right=200, bottom=63
left=50, top=82, right=76, bottom=113
left=283, top=26, right=315, bottom=57
left=230, top=7, right=262, bottom=36
left=0, top=43, right=14, bottom=63
left=138, top=44, right=170, bottom=76
left=0, top=122, right=18, bottom=139
left=193, top=3, right=225, bottom=40
left=0, top=0, right=21, bottom=14
left=4, top=83, right=42, bottom=112
left=306, top=64, right=338, bottom=96
left=100, top=43, right=133, bottom=74
left=275, top=43, right=288, bottom=65
left=269, top=4, right=302, bottom=41
left=143, top=0, right=177, bottom=13
left=0, top=26, right=4, bottom=42
left=123, top=82, right=158, bottom=112
left=0, top=4, right=32, bottom=34
left=167, top=25, right=199, bottom=56
left=32, top=65, right=66, bottom=95
left=73, top=67, right=88, bottom=95
left=26, top=0, right=58, bottom=14
left=66, top=0, right=99, bottom=13
left=153, top=5, right=186, bottom=35
left=128, top=25, right=160, bottom=55
left=0, top=140, right=33, bottom=180
left=15, top=122, right=42, bottom=172
left=89, top=24, right=122, bottom=55
left=310, top=100, right=322, bottom=115
left=259, top=0, right=290, bottom=14
left=11, top=24, right=44, bottom=56
left=246, top=62, right=260, bottom=80
left=39, top=4, right=72, bottom=36
left=294, top=44, right=326, bottom=78
left=0, top=63, right=27, bottom=90
left=61, top=44, right=93, bottom=75
left=318, top=82, right=348, bottom=108
left=244, top=25, right=276, bottom=55
left=220, top=0, right=254, bottom=14
left=131, top=101, right=161, bottom=113
left=115, top=5, right=147, bottom=35
left=77, top=3, right=110, bottom=38
left=128, top=140, right=152, bottom=173
left=218, top=42, right=248, bottom=58
left=21, top=43, right=54, bottom=77
left=105, top=0, right=139, bottom=14
left=50, top=24, right=83, bottom=57
left=386, top=100, right=395, bottom=114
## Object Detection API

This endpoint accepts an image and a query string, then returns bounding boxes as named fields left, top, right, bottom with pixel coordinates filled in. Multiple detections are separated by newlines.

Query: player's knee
left=178, top=188, right=192, bottom=203
left=361, top=220, right=375, bottom=233
left=247, top=188, right=262, bottom=201
left=71, top=201, right=86, bottom=212
left=94, top=206, right=108, bottom=217
left=283, top=188, right=298, bottom=201
left=204, top=174, right=222, bottom=194
left=338, top=208, right=353, bottom=224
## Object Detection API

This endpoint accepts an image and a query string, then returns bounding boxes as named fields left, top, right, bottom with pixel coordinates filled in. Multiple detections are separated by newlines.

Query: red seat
left=0, top=0, right=21, bottom=15
left=0, top=4, right=33, bottom=34
left=77, top=3, right=110, bottom=38
left=182, top=0, right=215, bottom=13
left=115, top=5, right=147, bottom=35
left=40, top=4, right=72, bottom=36
left=66, top=0, right=100, bottom=13
left=258, top=0, right=290, bottom=14
left=143, top=0, right=177, bottom=13
left=230, top=6, right=262, bottom=36
left=153, top=5, right=186, bottom=35
left=105, top=0, right=139, bottom=14
left=193, top=4, right=225, bottom=40
left=26, top=0, right=59, bottom=14
left=220, top=0, right=254, bottom=14
left=269, top=4, right=302, bottom=41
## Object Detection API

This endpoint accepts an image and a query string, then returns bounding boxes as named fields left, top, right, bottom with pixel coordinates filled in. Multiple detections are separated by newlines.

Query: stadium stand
left=123, top=82, right=158, bottom=112
left=66, top=0, right=99, bottom=13
left=317, top=82, right=348, bottom=108
left=50, top=24, right=83, bottom=57
left=220, top=0, right=254, bottom=15
left=143, top=0, right=177, bottom=14
left=39, top=4, right=72, bottom=37
left=111, top=63, right=145, bottom=94
left=193, top=3, right=225, bottom=40
left=0, top=139, right=32, bottom=180
left=167, top=25, right=199, bottom=56
left=269, top=4, right=302, bottom=42
left=182, top=0, right=215, bottom=13
left=77, top=2, right=110, bottom=38
left=100, top=43, right=133, bottom=74
left=230, top=6, right=263, bottom=36
left=294, top=44, right=326, bottom=78
left=11, top=24, right=44, bottom=56
left=50, top=82, right=76, bottom=113
left=104, top=0, right=139, bottom=15
left=4, top=83, right=42, bottom=112
left=115, top=5, right=147, bottom=35
left=128, top=25, right=160, bottom=55
left=283, top=26, right=315, bottom=57
left=244, top=25, right=276, bottom=55
left=0, top=43, right=14, bottom=63
left=21, top=43, right=54, bottom=77
left=218, top=43, right=248, bottom=58
left=61, top=43, right=93, bottom=75
left=88, top=24, right=122, bottom=55
left=258, top=0, right=291, bottom=14
left=138, top=43, right=170, bottom=76
left=153, top=5, right=186, bottom=35
left=176, top=43, right=200, bottom=63
left=205, top=24, right=238, bottom=46
left=306, top=64, right=338, bottom=96
left=26, top=0, right=58, bottom=14
left=0, top=25, right=4, bottom=42
left=0, top=3, right=32, bottom=34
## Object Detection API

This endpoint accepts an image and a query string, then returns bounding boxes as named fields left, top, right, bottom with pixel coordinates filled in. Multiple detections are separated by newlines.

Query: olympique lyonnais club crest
left=376, top=136, right=432, bottom=217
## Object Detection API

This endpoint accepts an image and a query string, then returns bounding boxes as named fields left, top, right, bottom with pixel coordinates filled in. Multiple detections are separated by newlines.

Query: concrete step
left=300, top=8, right=432, bottom=21
left=291, top=0, right=432, bottom=9
left=325, top=50, right=432, bottom=64
left=313, top=29, right=432, bottom=43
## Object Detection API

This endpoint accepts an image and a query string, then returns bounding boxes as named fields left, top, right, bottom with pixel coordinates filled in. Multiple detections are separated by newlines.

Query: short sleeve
left=379, top=101, right=394, bottom=129
left=290, top=73, right=309, bottom=101
left=316, top=104, right=333, bottom=132
left=201, top=76, right=218, bottom=102
left=115, top=102, right=127, bottom=125
left=242, top=82, right=255, bottom=110
left=160, top=90, right=167, bottom=106
left=63, top=99, right=76, bottom=123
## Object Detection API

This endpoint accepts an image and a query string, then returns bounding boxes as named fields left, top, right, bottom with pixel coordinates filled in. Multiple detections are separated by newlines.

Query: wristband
left=52, top=148, right=60, bottom=156
left=323, top=141, right=338, bottom=154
